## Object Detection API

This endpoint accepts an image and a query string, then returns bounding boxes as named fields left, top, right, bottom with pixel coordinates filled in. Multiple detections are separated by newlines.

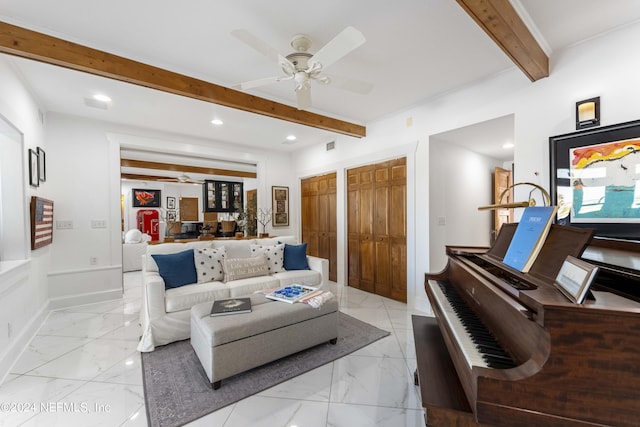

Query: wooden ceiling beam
left=0, top=21, right=366, bottom=138
left=456, top=0, right=549, bottom=82
left=121, top=159, right=257, bottom=179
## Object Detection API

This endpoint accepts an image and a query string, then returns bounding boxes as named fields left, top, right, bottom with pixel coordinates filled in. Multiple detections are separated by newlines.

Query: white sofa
left=137, top=236, right=328, bottom=352
left=122, top=242, right=148, bottom=272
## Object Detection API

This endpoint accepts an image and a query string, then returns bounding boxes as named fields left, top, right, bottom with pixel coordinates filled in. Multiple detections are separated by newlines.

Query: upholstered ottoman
left=190, top=293, right=338, bottom=389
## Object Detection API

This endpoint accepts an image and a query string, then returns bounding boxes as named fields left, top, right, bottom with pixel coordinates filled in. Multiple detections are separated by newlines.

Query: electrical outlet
left=90, top=256, right=98, bottom=265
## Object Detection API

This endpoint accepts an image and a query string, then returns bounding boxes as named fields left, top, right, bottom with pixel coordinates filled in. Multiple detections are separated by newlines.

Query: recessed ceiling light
left=93, top=94, right=112, bottom=103
left=502, top=142, right=514, bottom=149
left=211, top=119, right=223, bottom=126
left=286, top=135, right=297, bottom=141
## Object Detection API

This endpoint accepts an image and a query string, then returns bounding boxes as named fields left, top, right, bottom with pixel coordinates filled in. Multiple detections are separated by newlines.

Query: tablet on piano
left=553, top=255, right=599, bottom=304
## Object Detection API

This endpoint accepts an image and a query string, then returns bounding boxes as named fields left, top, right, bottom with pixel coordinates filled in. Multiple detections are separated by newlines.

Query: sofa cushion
left=223, top=255, right=269, bottom=282
left=165, top=281, right=230, bottom=313
left=250, top=243, right=285, bottom=273
left=226, top=275, right=281, bottom=297
left=283, top=243, right=310, bottom=270
left=254, top=235, right=296, bottom=246
left=194, top=247, right=226, bottom=283
left=151, top=249, right=197, bottom=289
left=211, top=240, right=253, bottom=258
left=271, top=269, right=322, bottom=287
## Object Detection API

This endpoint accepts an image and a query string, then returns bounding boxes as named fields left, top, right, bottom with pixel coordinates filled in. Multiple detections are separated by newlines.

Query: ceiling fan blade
left=321, top=74, right=373, bottom=94
left=235, top=76, right=283, bottom=90
left=296, top=86, right=312, bottom=110
left=231, top=29, right=294, bottom=72
left=307, top=26, right=365, bottom=72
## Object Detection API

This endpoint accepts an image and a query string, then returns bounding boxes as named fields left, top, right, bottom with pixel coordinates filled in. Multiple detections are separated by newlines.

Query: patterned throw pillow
left=193, top=246, right=226, bottom=283
left=222, top=255, right=269, bottom=282
left=250, top=243, right=285, bottom=273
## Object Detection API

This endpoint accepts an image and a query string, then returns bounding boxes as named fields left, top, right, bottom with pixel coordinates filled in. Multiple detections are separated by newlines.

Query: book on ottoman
left=210, top=298, right=252, bottom=316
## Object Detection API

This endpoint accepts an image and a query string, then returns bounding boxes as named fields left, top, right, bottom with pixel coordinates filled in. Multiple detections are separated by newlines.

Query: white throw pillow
left=124, top=229, right=142, bottom=244
left=250, top=243, right=285, bottom=273
left=193, top=247, right=226, bottom=283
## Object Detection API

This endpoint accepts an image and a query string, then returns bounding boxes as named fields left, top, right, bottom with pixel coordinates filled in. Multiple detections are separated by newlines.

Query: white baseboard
left=48, top=288, right=123, bottom=311
left=0, top=301, right=50, bottom=384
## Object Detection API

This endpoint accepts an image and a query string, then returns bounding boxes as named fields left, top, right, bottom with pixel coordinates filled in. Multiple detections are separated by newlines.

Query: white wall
left=0, top=58, right=50, bottom=381
left=428, top=139, right=504, bottom=272
left=293, top=21, right=640, bottom=311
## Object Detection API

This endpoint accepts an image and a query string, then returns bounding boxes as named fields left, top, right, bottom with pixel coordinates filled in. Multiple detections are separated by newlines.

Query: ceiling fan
left=159, top=173, right=204, bottom=184
left=231, top=26, right=373, bottom=110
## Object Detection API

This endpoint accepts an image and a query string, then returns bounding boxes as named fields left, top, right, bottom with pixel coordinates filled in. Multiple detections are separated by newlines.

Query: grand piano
left=412, top=224, right=640, bottom=427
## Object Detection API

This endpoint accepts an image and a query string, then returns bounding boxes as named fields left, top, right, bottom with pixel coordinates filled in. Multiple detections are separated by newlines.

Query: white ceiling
left=2, top=0, right=640, bottom=165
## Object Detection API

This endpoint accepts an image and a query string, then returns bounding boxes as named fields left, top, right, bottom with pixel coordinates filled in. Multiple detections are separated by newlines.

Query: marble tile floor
left=1, top=272, right=432, bottom=427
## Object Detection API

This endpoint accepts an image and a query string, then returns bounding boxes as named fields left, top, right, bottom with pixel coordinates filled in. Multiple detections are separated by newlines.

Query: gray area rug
left=141, top=311, right=390, bottom=427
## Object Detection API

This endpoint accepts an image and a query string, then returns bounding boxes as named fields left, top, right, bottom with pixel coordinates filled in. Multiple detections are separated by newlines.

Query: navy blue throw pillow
left=151, top=249, right=197, bottom=289
left=283, top=243, right=310, bottom=270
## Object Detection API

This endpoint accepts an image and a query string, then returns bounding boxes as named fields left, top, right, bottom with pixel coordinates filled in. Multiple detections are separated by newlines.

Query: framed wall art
left=550, top=119, right=640, bottom=241
left=132, top=188, right=161, bottom=207
left=166, top=196, right=176, bottom=210
left=29, top=148, right=39, bottom=187
left=30, top=196, right=54, bottom=249
left=37, top=147, right=46, bottom=182
left=272, top=186, right=289, bottom=227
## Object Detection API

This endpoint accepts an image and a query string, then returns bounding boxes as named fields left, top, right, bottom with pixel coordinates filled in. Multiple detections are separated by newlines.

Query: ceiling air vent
left=326, top=141, right=336, bottom=151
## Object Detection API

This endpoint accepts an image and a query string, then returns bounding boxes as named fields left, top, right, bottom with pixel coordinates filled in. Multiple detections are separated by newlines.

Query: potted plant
left=257, top=207, right=272, bottom=238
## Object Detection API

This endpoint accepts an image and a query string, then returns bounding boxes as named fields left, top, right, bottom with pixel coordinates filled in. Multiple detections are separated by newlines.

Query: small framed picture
left=37, top=147, right=46, bottom=182
left=167, top=196, right=176, bottom=210
left=167, top=211, right=176, bottom=222
left=553, top=255, right=599, bottom=304
left=29, top=148, right=39, bottom=187
left=272, top=186, right=289, bottom=226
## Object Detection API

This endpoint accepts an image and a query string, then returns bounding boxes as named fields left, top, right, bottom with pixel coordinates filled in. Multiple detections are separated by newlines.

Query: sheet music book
left=210, top=298, right=252, bottom=316
left=503, top=206, right=558, bottom=273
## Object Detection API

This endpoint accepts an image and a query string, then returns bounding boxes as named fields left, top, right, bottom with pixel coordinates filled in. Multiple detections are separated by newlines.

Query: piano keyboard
left=430, top=280, right=517, bottom=370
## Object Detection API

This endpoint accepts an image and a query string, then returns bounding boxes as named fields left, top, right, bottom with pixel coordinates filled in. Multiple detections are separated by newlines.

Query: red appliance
left=137, top=209, right=160, bottom=241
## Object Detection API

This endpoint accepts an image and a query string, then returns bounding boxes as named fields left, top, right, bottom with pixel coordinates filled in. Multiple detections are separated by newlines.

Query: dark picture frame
left=272, top=186, right=289, bottom=226
left=549, top=119, right=640, bottom=241
left=28, top=148, right=39, bottom=187
left=30, top=196, right=54, bottom=249
left=553, top=255, right=599, bottom=304
left=132, top=188, right=161, bottom=207
left=166, top=196, right=176, bottom=210
left=37, top=147, right=46, bottom=182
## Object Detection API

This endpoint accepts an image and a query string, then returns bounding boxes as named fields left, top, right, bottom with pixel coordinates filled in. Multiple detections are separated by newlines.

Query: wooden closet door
left=347, top=165, right=375, bottom=293
left=301, top=177, right=319, bottom=256
left=347, top=158, right=406, bottom=302
left=301, top=173, right=337, bottom=282
left=389, top=159, right=407, bottom=302
left=374, top=162, right=391, bottom=297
